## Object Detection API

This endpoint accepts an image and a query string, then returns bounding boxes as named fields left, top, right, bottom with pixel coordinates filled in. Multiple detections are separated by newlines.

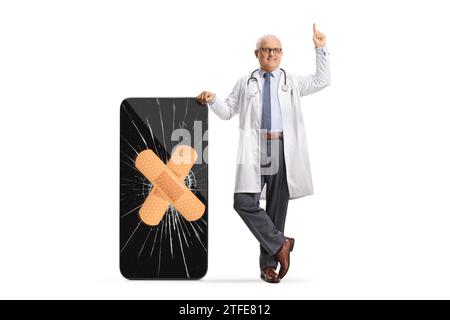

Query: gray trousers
left=233, top=138, right=290, bottom=270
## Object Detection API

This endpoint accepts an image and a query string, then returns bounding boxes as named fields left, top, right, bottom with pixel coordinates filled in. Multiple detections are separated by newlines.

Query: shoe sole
left=260, top=274, right=280, bottom=283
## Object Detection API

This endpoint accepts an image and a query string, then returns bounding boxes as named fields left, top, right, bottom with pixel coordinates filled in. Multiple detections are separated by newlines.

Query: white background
left=1, top=0, right=449, bottom=299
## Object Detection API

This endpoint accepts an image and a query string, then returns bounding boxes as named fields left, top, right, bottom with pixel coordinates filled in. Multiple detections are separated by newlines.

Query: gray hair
left=255, top=34, right=282, bottom=49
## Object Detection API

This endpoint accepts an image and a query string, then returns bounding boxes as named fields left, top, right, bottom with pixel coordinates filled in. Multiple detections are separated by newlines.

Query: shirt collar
left=258, top=67, right=281, bottom=78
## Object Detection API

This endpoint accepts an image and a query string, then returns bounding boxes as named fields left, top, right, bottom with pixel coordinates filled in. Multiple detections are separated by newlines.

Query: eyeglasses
left=258, top=48, right=283, bottom=54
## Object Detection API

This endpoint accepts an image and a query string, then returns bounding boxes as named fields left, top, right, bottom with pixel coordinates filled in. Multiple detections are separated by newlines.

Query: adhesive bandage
left=135, top=145, right=205, bottom=226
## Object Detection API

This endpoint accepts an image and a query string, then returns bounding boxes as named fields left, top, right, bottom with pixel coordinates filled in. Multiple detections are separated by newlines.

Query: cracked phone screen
left=120, top=98, right=208, bottom=279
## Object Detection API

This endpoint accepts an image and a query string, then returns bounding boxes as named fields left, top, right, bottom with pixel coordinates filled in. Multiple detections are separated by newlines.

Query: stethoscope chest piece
left=281, top=84, right=289, bottom=92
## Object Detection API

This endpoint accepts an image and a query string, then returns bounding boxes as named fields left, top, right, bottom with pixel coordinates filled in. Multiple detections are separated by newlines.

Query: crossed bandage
left=135, top=145, right=205, bottom=226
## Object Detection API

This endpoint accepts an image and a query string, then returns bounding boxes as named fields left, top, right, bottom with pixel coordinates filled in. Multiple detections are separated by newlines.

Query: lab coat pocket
left=246, top=89, right=258, bottom=100
left=243, top=89, right=258, bottom=115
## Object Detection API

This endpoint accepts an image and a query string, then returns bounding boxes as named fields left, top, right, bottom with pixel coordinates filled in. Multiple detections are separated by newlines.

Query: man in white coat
left=197, top=24, right=330, bottom=283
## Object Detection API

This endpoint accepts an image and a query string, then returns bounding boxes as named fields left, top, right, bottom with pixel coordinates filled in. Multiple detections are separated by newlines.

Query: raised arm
left=297, top=23, right=331, bottom=97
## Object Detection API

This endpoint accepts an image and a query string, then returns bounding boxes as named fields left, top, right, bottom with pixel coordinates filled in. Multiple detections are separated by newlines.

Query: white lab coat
left=209, top=47, right=330, bottom=200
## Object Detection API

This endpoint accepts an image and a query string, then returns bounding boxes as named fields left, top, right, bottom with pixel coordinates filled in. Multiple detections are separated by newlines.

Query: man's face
left=255, top=38, right=283, bottom=72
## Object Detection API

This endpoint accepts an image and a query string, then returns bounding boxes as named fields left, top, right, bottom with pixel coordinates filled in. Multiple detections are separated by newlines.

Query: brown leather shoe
left=260, top=267, right=280, bottom=283
left=275, top=237, right=295, bottom=279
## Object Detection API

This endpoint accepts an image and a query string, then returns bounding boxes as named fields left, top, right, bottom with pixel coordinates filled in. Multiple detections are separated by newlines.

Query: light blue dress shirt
left=258, top=68, right=283, bottom=132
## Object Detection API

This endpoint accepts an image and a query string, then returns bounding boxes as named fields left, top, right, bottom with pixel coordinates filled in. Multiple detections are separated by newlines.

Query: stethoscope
left=247, top=68, right=289, bottom=92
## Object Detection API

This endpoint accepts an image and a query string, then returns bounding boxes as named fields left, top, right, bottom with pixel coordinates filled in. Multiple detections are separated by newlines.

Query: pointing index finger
left=313, top=23, right=317, bottom=34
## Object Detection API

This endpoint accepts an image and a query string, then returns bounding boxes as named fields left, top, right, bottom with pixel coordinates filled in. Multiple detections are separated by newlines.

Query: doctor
left=197, top=24, right=330, bottom=283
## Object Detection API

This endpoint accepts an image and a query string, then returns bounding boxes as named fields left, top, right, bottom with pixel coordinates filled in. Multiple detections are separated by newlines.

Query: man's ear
left=254, top=50, right=259, bottom=58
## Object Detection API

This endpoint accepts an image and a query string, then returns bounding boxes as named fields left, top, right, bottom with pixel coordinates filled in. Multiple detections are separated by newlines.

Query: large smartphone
left=120, top=98, right=208, bottom=279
